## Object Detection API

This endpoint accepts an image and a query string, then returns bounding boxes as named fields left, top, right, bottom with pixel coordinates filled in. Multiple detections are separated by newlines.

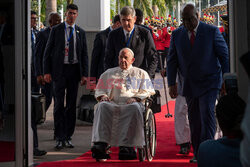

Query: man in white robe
left=91, top=48, right=155, bottom=160
left=175, top=73, right=191, bottom=154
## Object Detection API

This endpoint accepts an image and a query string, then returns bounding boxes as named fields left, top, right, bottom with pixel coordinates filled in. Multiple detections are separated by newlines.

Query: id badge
left=65, top=47, right=69, bottom=56
left=65, top=44, right=69, bottom=57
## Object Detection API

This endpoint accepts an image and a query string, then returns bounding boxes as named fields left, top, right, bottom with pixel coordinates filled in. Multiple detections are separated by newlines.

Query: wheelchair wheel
left=144, top=109, right=157, bottom=161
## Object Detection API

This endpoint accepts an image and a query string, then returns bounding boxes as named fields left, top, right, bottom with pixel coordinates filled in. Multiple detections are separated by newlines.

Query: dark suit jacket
left=90, top=27, right=111, bottom=80
left=105, top=25, right=158, bottom=78
left=43, top=22, right=88, bottom=81
left=0, top=45, right=3, bottom=84
left=167, top=21, right=229, bottom=97
left=138, top=24, right=153, bottom=35
left=35, top=27, right=50, bottom=76
left=31, top=28, right=39, bottom=74
left=0, top=23, right=14, bottom=45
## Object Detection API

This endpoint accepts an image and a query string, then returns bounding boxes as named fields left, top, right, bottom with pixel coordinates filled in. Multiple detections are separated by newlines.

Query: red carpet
left=37, top=101, right=197, bottom=167
left=0, top=141, right=15, bottom=162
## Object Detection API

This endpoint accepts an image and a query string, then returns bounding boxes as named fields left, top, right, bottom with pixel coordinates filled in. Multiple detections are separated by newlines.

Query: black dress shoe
left=91, top=142, right=110, bottom=160
left=33, top=148, right=47, bottom=156
left=55, top=140, right=64, bottom=150
left=119, top=146, right=137, bottom=160
left=190, top=156, right=197, bottom=163
left=65, top=140, right=74, bottom=148
left=179, top=142, right=191, bottom=154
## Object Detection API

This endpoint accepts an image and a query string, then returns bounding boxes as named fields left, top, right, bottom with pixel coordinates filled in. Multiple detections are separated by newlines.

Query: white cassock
left=175, top=73, right=191, bottom=145
left=92, top=66, right=155, bottom=147
left=174, top=95, right=191, bottom=145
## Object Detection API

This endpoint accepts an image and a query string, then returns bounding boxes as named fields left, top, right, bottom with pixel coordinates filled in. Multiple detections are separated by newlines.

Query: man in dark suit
left=105, top=6, right=158, bottom=79
left=167, top=4, right=229, bottom=163
left=30, top=10, right=47, bottom=156
left=135, top=8, right=152, bottom=35
left=0, top=11, right=14, bottom=46
left=44, top=4, right=88, bottom=150
left=0, top=11, right=8, bottom=128
left=31, top=11, right=40, bottom=93
left=35, top=12, right=61, bottom=111
left=0, top=45, right=4, bottom=130
left=90, top=14, right=121, bottom=81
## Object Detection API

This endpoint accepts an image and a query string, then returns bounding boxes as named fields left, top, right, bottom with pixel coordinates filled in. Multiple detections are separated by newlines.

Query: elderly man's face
left=182, top=6, right=199, bottom=31
left=121, top=14, right=136, bottom=32
left=119, top=49, right=135, bottom=70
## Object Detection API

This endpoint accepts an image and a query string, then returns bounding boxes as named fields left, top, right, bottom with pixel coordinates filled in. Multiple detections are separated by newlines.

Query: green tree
left=133, top=0, right=153, bottom=17
left=45, top=0, right=57, bottom=25
left=152, top=0, right=167, bottom=17
left=31, top=0, right=69, bottom=26
left=110, top=0, right=182, bottom=19
left=66, top=0, right=74, bottom=5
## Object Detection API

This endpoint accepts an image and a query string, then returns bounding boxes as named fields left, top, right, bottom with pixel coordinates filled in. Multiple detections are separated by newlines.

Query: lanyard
left=126, top=28, right=135, bottom=47
left=65, top=23, right=74, bottom=44
left=31, top=30, right=34, bottom=41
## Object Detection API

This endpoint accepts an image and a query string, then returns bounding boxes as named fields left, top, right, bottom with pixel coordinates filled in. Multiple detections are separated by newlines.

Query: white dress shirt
left=123, top=27, right=135, bottom=43
left=64, top=22, right=78, bottom=64
left=188, top=22, right=200, bottom=39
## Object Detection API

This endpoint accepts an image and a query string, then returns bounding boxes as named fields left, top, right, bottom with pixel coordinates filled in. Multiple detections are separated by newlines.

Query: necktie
left=68, top=27, right=74, bottom=64
left=190, top=31, right=195, bottom=46
left=125, top=32, right=130, bottom=43
left=31, top=30, right=34, bottom=43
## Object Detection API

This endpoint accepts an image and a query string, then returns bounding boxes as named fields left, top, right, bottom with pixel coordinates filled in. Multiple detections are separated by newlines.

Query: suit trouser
left=157, top=49, right=167, bottom=71
left=0, top=83, right=4, bottom=121
left=185, top=89, right=218, bottom=157
left=174, top=95, right=190, bottom=145
left=31, top=109, right=38, bottom=148
left=53, top=64, right=80, bottom=141
left=31, top=67, right=39, bottom=149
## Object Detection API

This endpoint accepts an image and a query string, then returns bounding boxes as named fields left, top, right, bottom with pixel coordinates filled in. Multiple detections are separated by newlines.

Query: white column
left=199, top=0, right=201, bottom=16
left=177, top=1, right=181, bottom=26
left=38, top=0, right=41, bottom=30
left=60, top=4, right=64, bottom=23
left=217, top=0, right=220, bottom=26
left=74, top=0, right=110, bottom=31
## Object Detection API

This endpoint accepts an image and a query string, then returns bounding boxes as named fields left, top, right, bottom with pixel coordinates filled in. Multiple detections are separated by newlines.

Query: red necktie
left=190, top=31, right=195, bottom=46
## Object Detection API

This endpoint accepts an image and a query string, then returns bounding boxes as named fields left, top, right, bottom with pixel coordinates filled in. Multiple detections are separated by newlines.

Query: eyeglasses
left=31, top=17, right=37, bottom=20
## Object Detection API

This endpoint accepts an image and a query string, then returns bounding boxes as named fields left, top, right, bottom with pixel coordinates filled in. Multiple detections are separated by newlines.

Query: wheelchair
left=92, top=91, right=160, bottom=162
left=137, top=96, right=158, bottom=162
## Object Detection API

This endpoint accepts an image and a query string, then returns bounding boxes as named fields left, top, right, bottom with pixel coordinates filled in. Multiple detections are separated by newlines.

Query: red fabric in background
left=0, top=141, right=15, bottom=162
left=37, top=101, right=197, bottom=167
